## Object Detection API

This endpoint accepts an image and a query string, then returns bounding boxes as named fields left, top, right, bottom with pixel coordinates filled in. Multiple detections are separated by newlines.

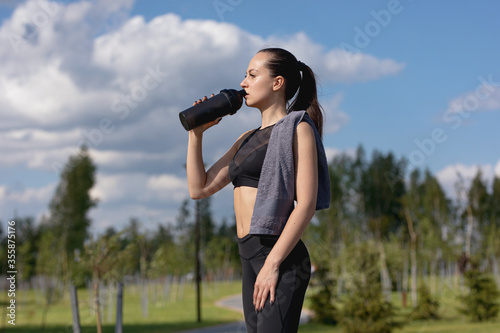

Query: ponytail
left=290, top=61, right=324, bottom=137
left=258, top=48, right=324, bottom=137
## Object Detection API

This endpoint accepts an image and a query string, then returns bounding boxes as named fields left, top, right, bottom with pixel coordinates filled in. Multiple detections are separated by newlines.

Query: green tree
left=14, top=216, right=39, bottom=281
left=309, top=264, right=338, bottom=325
left=340, top=241, right=402, bottom=333
left=81, top=231, right=136, bottom=333
left=35, top=224, right=64, bottom=328
left=490, top=177, right=500, bottom=270
left=199, top=196, right=216, bottom=247
left=467, top=170, right=491, bottom=262
left=402, top=169, right=422, bottom=308
left=418, top=170, right=452, bottom=295
left=410, top=283, right=440, bottom=320
left=360, top=150, right=406, bottom=300
left=48, top=145, right=97, bottom=281
left=306, top=149, right=359, bottom=307
left=402, top=169, right=452, bottom=307
left=459, top=268, right=500, bottom=322
left=175, top=198, right=195, bottom=273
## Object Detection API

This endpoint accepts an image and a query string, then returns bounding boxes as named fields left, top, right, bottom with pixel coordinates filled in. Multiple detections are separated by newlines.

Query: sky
left=0, top=0, right=499, bottom=234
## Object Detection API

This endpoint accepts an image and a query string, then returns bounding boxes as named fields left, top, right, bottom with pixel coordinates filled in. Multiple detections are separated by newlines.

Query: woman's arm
left=252, top=120, right=318, bottom=311
left=186, top=97, right=252, bottom=199
left=187, top=129, right=240, bottom=199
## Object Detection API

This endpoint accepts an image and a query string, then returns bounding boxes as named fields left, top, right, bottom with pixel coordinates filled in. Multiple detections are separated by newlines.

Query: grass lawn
left=2, top=278, right=500, bottom=332
left=300, top=279, right=500, bottom=333
left=1, top=280, right=244, bottom=333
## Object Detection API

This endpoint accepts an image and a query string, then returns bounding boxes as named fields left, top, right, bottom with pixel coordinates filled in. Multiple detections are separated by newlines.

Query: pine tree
left=340, top=242, right=402, bottom=333
left=459, top=268, right=500, bottom=322
left=309, top=264, right=338, bottom=325
left=410, top=283, right=440, bottom=320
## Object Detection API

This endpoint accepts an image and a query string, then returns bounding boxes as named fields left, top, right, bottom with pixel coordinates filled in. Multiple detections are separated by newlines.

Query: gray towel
left=249, top=110, right=331, bottom=235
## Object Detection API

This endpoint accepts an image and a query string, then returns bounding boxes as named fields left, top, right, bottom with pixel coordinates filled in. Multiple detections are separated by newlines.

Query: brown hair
left=258, top=47, right=324, bottom=137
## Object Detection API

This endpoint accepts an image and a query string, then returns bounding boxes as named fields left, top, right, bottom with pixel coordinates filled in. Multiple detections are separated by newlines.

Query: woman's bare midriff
left=233, top=186, right=258, bottom=238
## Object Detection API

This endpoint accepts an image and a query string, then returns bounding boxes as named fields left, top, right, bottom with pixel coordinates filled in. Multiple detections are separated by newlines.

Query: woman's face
left=240, top=52, right=280, bottom=110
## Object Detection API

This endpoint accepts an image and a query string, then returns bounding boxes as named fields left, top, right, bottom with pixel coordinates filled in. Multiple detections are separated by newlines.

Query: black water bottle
left=179, top=89, right=246, bottom=131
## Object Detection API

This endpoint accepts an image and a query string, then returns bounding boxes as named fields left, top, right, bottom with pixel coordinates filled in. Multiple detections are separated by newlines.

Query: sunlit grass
left=1, top=279, right=243, bottom=332
left=2, top=277, right=500, bottom=332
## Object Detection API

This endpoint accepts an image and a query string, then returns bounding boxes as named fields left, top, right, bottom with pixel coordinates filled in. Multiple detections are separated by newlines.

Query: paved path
left=176, top=294, right=311, bottom=333
left=177, top=321, right=247, bottom=333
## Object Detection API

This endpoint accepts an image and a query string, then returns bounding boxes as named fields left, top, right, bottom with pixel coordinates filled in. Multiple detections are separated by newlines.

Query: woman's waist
left=233, top=186, right=257, bottom=238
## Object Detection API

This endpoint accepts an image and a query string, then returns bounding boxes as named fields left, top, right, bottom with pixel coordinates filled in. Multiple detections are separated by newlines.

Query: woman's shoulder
left=294, top=120, right=316, bottom=143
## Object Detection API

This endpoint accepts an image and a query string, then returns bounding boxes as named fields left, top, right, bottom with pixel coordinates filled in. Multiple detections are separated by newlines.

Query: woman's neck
left=260, top=103, right=287, bottom=128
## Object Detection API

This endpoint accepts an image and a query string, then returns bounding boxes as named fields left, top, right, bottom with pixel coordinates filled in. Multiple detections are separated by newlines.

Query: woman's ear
left=273, top=76, right=285, bottom=92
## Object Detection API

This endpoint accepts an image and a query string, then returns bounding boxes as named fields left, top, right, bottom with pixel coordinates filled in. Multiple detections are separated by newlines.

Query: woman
left=186, top=47, right=330, bottom=332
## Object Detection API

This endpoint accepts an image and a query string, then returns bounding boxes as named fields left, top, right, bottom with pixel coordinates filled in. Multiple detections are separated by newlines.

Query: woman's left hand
left=253, top=260, right=279, bottom=312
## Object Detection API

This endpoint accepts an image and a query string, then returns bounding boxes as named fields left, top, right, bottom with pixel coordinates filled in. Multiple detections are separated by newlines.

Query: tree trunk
left=41, top=279, right=54, bottom=329
left=70, top=282, right=81, bottom=333
left=93, top=278, right=102, bottom=333
left=115, top=282, right=123, bottom=333
left=430, top=260, right=437, bottom=296
left=404, top=207, right=418, bottom=307
left=402, top=252, right=408, bottom=308
left=141, top=279, right=148, bottom=318
left=107, top=283, right=114, bottom=323
left=465, top=205, right=474, bottom=265
left=375, top=220, right=391, bottom=302
left=492, top=254, right=500, bottom=288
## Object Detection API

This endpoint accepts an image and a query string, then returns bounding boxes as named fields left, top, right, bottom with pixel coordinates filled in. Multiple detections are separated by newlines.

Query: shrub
left=310, top=281, right=338, bottom=325
left=339, top=242, right=402, bottom=333
left=458, top=269, right=500, bottom=322
left=341, top=279, right=401, bottom=333
left=409, top=283, right=440, bottom=320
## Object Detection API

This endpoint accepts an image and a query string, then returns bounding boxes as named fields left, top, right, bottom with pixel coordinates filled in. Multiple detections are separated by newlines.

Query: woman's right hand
left=190, top=94, right=219, bottom=135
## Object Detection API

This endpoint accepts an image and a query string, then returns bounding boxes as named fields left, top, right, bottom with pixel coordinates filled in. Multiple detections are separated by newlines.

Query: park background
left=1, top=0, right=500, bottom=332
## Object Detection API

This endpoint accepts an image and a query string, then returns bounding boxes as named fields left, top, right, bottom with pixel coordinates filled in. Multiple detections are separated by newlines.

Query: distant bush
left=409, top=283, right=440, bottom=321
left=309, top=270, right=338, bottom=325
left=341, top=279, right=401, bottom=333
left=458, top=269, right=500, bottom=322
left=339, top=242, right=402, bottom=333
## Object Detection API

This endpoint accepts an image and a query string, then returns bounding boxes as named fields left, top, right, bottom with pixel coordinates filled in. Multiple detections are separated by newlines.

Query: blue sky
left=0, top=0, right=499, bottom=232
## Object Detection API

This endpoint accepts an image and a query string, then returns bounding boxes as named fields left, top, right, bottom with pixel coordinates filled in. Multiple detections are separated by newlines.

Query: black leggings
left=238, top=234, right=311, bottom=333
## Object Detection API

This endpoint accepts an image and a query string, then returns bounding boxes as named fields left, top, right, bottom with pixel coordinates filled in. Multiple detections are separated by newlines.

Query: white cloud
left=87, top=171, right=192, bottom=231
left=435, top=162, right=497, bottom=200
left=324, top=147, right=343, bottom=163
left=91, top=172, right=188, bottom=204
left=0, top=0, right=406, bottom=231
left=2, top=61, right=94, bottom=126
left=0, top=183, right=54, bottom=221
left=88, top=202, right=180, bottom=233
left=266, top=32, right=405, bottom=84
left=322, top=93, right=350, bottom=134
left=445, top=75, right=500, bottom=116
left=323, top=147, right=358, bottom=164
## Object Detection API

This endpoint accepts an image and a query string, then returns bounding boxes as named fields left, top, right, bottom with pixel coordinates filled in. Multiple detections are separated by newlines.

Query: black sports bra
left=228, top=125, right=274, bottom=188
